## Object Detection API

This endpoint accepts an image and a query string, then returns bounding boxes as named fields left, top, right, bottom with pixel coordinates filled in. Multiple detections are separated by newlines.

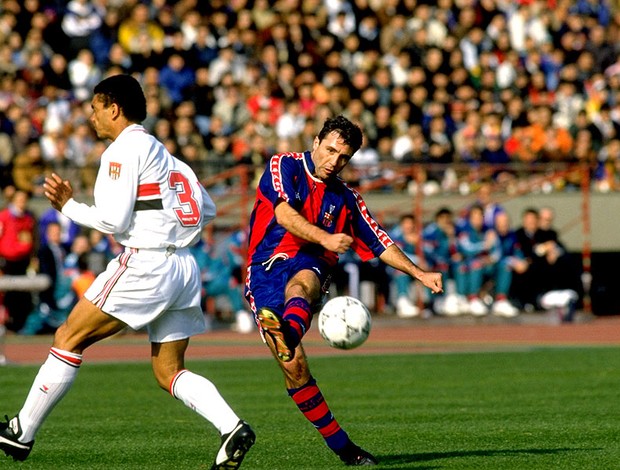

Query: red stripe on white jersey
left=137, top=183, right=161, bottom=197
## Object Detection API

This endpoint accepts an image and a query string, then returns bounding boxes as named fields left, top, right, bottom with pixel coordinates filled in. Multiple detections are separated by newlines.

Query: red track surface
left=3, top=314, right=620, bottom=366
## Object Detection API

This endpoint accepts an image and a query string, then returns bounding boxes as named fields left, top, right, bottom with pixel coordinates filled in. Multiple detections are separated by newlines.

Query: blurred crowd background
left=0, top=0, right=617, bottom=334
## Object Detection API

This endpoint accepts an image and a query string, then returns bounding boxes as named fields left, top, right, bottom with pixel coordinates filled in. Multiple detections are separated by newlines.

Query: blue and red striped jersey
left=247, top=151, right=393, bottom=267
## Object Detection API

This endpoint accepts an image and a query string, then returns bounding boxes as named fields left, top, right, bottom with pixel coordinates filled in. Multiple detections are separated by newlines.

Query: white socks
left=16, top=353, right=238, bottom=442
left=170, top=369, right=239, bottom=435
left=18, top=347, right=82, bottom=442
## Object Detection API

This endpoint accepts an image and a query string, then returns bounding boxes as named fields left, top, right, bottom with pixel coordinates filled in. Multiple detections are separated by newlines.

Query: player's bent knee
left=152, top=368, right=175, bottom=391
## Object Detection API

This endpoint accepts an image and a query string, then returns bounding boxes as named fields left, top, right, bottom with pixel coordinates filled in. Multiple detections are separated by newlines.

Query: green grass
left=2, top=347, right=620, bottom=469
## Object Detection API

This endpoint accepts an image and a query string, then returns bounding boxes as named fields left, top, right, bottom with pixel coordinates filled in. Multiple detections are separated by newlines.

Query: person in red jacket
left=0, top=188, right=37, bottom=332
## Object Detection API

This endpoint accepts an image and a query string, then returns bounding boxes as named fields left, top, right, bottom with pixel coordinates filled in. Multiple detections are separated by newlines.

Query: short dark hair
left=399, top=214, right=415, bottom=224
left=317, top=115, right=363, bottom=154
left=435, top=207, right=453, bottom=218
left=93, top=74, right=147, bottom=123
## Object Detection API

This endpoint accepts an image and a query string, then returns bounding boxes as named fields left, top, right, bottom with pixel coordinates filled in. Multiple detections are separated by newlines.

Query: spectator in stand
left=493, top=211, right=528, bottom=317
left=0, top=189, right=36, bottom=332
left=38, top=207, right=81, bottom=252
left=534, top=207, right=581, bottom=321
left=89, top=7, right=121, bottom=68
left=12, top=141, right=46, bottom=196
left=594, top=139, right=620, bottom=192
left=68, top=49, right=102, bottom=103
left=512, top=207, right=541, bottom=309
left=534, top=207, right=582, bottom=298
left=456, top=204, right=501, bottom=316
left=246, top=77, right=284, bottom=127
left=20, top=221, right=66, bottom=335
left=423, top=207, right=466, bottom=316
left=172, top=115, right=208, bottom=165
left=388, top=214, right=423, bottom=318
left=85, top=228, right=112, bottom=276
left=117, top=2, right=165, bottom=70
left=66, top=118, right=96, bottom=193
left=158, top=54, right=195, bottom=107
left=185, top=67, right=216, bottom=136
left=481, top=126, right=511, bottom=167
left=61, top=0, right=103, bottom=60
left=70, top=253, right=96, bottom=300
left=472, top=180, right=507, bottom=231
left=10, top=115, right=38, bottom=158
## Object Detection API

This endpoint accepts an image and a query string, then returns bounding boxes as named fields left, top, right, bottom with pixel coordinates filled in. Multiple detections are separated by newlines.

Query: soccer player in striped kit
left=0, top=75, right=255, bottom=469
left=245, top=116, right=443, bottom=466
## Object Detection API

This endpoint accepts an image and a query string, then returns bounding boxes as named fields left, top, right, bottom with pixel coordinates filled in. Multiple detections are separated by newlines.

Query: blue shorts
left=245, top=252, right=331, bottom=316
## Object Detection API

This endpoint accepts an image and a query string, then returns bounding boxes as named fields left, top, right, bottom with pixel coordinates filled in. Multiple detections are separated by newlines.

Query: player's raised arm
left=274, top=200, right=353, bottom=253
left=379, top=244, right=443, bottom=294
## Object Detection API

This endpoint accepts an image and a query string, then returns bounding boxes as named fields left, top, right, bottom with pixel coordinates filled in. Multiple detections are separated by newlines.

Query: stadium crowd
left=0, top=0, right=615, bottom=332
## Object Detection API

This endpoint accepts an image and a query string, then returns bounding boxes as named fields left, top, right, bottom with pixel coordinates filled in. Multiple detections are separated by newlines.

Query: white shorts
left=84, top=246, right=206, bottom=343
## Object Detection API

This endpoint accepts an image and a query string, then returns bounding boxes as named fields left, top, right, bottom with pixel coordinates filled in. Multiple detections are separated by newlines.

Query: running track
left=3, top=313, right=620, bottom=365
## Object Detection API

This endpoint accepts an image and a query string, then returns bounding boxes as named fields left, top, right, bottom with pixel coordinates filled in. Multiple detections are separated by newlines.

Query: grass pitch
left=1, top=347, right=619, bottom=469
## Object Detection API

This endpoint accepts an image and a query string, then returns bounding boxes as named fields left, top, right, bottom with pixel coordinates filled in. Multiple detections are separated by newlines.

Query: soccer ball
left=318, top=296, right=371, bottom=350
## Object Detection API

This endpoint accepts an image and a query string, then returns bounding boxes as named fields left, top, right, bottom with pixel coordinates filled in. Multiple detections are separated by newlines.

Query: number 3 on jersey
left=168, top=171, right=200, bottom=226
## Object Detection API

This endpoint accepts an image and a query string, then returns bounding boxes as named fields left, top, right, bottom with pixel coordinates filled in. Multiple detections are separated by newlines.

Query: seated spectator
left=117, top=2, right=165, bottom=70
left=20, top=221, right=66, bottom=335
left=594, top=139, right=620, bottom=192
left=481, top=127, right=511, bottom=168
left=534, top=207, right=582, bottom=300
left=527, top=207, right=582, bottom=321
left=70, top=253, right=96, bottom=300
left=21, top=230, right=96, bottom=335
left=86, top=228, right=113, bottom=275
left=422, top=207, right=465, bottom=316
left=456, top=204, right=503, bottom=316
left=61, top=0, right=103, bottom=60
left=38, top=207, right=81, bottom=252
left=388, top=214, right=423, bottom=318
left=89, top=8, right=121, bottom=68
left=12, top=141, right=47, bottom=196
left=512, top=207, right=540, bottom=309
left=68, top=48, right=102, bottom=102
left=158, top=54, right=195, bottom=106
left=331, top=247, right=392, bottom=314
left=492, top=212, right=528, bottom=317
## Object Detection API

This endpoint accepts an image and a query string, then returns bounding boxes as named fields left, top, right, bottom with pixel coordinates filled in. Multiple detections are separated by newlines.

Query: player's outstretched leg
left=257, top=308, right=295, bottom=362
left=0, top=415, right=34, bottom=462
left=210, top=420, right=256, bottom=470
left=288, top=377, right=378, bottom=466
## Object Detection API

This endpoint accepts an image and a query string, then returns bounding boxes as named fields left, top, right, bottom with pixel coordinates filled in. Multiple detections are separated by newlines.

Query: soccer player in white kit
left=0, top=74, right=255, bottom=469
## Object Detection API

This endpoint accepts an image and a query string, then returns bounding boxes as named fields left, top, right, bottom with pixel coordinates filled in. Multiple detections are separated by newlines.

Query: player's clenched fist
left=322, top=233, right=354, bottom=253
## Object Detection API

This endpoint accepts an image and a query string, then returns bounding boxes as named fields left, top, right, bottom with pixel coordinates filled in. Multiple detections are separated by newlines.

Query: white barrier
left=0, top=274, right=51, bottom=292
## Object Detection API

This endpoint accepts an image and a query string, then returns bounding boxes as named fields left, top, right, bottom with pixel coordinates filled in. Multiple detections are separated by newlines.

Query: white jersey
left=62, top=124, right=215, bottom=249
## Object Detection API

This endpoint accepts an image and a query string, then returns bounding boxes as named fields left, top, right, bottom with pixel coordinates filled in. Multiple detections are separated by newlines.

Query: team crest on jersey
left=322, top=205, right=336, bottom=228
left=109, top=162, right=121, bottom=180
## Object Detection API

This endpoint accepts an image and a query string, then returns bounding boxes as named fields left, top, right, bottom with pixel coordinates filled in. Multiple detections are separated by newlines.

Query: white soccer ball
left=318, top=296, right=371, bottom=350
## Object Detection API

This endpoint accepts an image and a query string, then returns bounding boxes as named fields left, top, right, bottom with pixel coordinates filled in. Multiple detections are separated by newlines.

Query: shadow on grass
left=377, top=447, right=602, bottom=468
